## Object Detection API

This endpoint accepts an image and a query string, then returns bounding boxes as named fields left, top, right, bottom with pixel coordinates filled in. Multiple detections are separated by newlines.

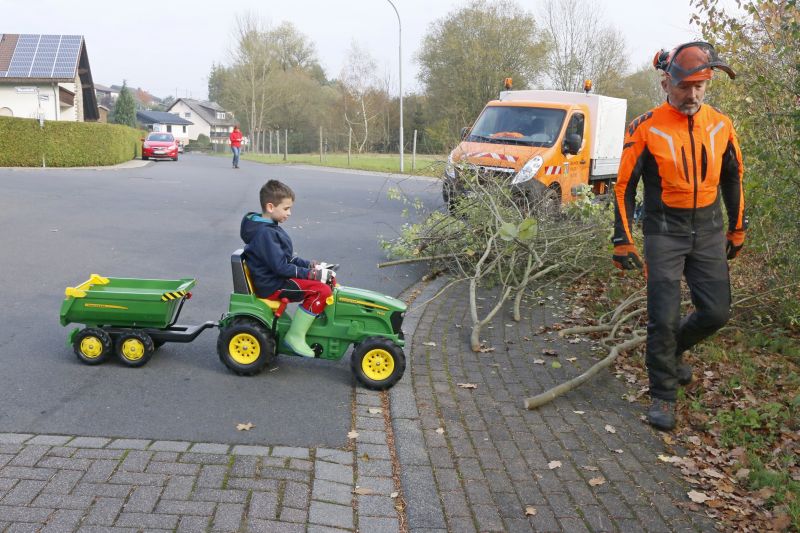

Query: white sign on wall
left=15, top=87, right=36, bottom=94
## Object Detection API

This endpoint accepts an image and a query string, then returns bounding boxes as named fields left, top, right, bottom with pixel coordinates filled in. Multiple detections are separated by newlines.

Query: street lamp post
left=386, top=0, right=403, bottom=173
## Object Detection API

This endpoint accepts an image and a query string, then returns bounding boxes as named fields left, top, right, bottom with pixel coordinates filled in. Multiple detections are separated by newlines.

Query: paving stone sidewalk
left=0, top=387, right=402, bottom=532
left=390, top=278, right=716, bottom=533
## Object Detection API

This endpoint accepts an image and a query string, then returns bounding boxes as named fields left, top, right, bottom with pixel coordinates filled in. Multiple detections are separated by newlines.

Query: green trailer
left=60, top=274, right=216, bottom=367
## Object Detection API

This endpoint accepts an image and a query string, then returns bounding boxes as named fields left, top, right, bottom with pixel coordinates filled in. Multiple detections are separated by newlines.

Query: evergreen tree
left=112, top=81, right=136, bottom=128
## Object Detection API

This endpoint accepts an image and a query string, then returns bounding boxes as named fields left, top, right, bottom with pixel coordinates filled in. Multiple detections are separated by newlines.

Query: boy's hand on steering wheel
left=308, top=268, right=334, bottom=284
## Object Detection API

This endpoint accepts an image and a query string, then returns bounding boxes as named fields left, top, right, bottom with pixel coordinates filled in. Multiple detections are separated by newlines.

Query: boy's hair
left=260, top=180, right=295, bottom=210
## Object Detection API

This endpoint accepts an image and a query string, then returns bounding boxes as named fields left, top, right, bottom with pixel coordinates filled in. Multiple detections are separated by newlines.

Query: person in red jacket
left=229, top=125, right=243, bottom=169
left=612, top=42, right=745, bottom=430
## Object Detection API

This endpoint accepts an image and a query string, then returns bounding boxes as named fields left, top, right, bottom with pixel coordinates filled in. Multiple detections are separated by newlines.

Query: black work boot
left=647, top=398, right=676, bottom=431
left=677, top=363, right=693, bottom=385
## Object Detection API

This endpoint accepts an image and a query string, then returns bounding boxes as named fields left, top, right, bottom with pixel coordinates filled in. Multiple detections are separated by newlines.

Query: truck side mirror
left=563, top=133, right=581, bottom=155
left=460, top=127, right=470, bottom=140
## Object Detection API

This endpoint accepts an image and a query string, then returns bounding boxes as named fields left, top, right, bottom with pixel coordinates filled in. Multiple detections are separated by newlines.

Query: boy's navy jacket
left=240, top=212, right=312, bottom=297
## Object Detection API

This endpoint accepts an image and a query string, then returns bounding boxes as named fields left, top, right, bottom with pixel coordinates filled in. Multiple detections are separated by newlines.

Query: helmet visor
left=666, top=42, right=736, bottom=85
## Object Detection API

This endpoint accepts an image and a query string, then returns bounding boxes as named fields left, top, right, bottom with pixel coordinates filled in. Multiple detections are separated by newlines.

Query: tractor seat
left=230, top=249, right=282, bottom=310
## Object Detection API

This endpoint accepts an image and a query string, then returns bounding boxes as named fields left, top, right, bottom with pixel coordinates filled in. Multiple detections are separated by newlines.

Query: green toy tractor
left=216, top=250, right=408, bottom=390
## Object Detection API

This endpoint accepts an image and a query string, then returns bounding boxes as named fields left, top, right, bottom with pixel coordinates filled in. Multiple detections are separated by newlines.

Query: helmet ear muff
left=653, top=49, right=670, bottom=71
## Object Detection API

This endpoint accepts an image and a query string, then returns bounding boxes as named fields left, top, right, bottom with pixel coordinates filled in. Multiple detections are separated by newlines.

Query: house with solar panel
left=0, top=33, right=99, bottom=122
left=167, top=98, right=237, bottom=147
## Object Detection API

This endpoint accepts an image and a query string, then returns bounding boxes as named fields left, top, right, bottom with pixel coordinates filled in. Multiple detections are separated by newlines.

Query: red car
left=142, top=132, right=179, bottom=161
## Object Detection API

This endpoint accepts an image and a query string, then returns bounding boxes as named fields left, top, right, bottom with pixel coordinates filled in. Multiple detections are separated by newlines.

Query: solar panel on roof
left=4, top=34, right=82, bottom=79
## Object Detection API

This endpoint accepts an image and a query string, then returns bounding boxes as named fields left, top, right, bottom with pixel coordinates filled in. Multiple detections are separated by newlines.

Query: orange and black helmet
left=653, top=41, right=736, bottom=84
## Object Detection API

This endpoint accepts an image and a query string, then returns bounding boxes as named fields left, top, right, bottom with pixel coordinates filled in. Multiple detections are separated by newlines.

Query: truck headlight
left=445, top=153, right=456, bottom=179
left=512, top=155, right=543, bottom=185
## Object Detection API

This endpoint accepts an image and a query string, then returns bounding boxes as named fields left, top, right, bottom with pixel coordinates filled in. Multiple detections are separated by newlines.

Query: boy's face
left=265, top=198, right=293, bottom=223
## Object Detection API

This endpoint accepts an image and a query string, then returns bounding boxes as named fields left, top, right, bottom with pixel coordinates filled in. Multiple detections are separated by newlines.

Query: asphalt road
left=0, top=153, right=442, bottom=447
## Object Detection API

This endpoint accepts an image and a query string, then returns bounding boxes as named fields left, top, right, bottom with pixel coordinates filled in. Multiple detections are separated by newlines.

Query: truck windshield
left=468, top=106, right=566, bottom=147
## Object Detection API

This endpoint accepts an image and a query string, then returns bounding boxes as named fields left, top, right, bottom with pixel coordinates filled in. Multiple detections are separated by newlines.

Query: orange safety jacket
left=613, top=101, right=745, bottom=245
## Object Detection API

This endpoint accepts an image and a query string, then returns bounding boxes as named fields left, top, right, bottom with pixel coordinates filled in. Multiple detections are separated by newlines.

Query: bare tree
left=229, top=13, right=275, bottom=143
left=340, top=41, right=381, bottom=153
left=542, top=0, right=628, bottom=92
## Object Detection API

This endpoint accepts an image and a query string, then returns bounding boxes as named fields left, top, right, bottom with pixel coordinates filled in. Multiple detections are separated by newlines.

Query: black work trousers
left=644, top=231, right=731, bottom=400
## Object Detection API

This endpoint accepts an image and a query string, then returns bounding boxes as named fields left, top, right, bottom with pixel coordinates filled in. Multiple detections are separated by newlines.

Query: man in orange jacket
left=612, top=42, right=746, bottom=430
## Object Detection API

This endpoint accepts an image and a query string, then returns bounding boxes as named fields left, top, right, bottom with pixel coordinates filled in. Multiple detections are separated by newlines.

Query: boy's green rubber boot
left=282, top=309, right=316, bottom=358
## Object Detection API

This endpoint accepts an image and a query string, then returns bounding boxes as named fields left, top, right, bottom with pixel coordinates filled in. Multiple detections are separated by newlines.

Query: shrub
left=0, top=116, right=143, bottom=167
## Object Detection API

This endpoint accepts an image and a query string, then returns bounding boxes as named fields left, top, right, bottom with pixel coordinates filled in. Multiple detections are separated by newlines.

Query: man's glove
left=726, top=230, right=745, bottom=260
left=308, top=268, right=334, bottom=284
left=612, top=244, right=643, bottom=270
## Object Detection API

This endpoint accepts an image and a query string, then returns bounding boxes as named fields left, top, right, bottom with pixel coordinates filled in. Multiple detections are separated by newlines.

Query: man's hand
left=308, top=268, right=334, bottom=284
left=612, top=244, right=643, bottom=270
left=726, top=230, right=745, bottom=260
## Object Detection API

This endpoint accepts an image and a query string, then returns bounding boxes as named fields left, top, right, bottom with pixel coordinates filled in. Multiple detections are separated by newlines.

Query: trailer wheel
left=116, top=331, right=155, bottom=367
left=351, top=337, right=406, bottom=391
left=73, top=328, right=113, bottom=365
left=217, top=318, right=273, bottom=376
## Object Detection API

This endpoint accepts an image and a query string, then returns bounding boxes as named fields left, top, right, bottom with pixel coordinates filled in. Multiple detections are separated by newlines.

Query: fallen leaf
left=548, top=460, right=562, bottom=469
left=735, top=468, right=750, bottom=480
left=658, top=455, right=682, bottom=463
left=353, top=486, right=375, bottom=495
left=457, top=383, right=478, bottom=389
left=686, top=436, right=702, bottom=446
left=361, top=453, right=370, bottom=461
left=687, top=490, right=713, bottom=503
left=662, top=435, right=675, bottom=445
left=604, top=424, right=616, bottom=434
left=533, top=359, right=545, bottom=365
left=568, top=338, right=581, bottom=344
left=551, top=361, right=562, bottom=369
left=542, top=349, right=558, bottom=356
left=236, top=422, right=255, bottom=431
left=582, top=465, right=599, bottom=471
left=588, top=477, right=606, bottom=486
left=435, top=427, right=445, bottom=435
left=613, top=449, right=624, bottom=454
left=422, top=341, right=437, bottom=347
left=522, top=336, right=531, bottom=341
left=479, top=346, right=496, bottom=353
left=701, top=468, right=725, bottom=479
left=368, top=408, right=383, bottom=415
left=525, top=506, right=537, bottom=516
left=755, top=487, right=776, bottom=500
left=573, top=411, right=585, bottom=415
left=771, top=513, right=792, bottom=531
left=506, top=323, right=513, bottom=327
left=347, top=431, right=359, bottom=439
left=566, top=357, right=577, bottom=362
left=390, top=491, right=399, bottom=498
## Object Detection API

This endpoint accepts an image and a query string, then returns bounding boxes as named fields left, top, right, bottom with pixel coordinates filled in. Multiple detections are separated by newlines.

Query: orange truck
left=443, top=85, right=627, bottom=209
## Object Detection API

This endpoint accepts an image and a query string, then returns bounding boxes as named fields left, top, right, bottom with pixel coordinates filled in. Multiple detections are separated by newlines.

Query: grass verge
left=238, top=152, right=445, bottom=176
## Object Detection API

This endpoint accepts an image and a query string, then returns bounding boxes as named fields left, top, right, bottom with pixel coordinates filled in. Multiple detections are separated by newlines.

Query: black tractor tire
left=73, top=328, right=113, bottom=365
left=217, top=317, right=274, bottom=376
left=350, top=337, right=406, bottom=391
left=116, top=330, right=155, bottom=367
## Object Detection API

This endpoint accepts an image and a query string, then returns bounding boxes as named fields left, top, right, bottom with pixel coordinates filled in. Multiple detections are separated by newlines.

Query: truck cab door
left=561, top=112, right=590, bottom=197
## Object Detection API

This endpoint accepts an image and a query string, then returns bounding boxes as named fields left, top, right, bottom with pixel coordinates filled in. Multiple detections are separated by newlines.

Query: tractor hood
left=335, top=285, right=407, bottom=313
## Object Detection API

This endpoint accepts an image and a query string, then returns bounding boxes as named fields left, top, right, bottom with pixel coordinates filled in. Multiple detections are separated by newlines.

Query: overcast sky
left=4, top=0, right=714, bottom=100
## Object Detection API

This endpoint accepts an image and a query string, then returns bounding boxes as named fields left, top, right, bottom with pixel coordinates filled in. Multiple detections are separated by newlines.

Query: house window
left=184, top=112, right=191, bottom=118
left=167, top=125, right=172, bottom=133
left=216, top=112, right=226, bottom=120
left=182, top=126, right=186, bottom=133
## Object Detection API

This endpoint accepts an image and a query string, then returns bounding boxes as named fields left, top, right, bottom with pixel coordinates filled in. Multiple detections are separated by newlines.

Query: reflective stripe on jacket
left=613, top=102, right=745, bottom=245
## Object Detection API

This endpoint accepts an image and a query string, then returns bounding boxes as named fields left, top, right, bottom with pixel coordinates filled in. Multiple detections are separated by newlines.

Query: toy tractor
left=216, top=250, right=407, bottom=390
left=59, top=251, right=408, bottom=390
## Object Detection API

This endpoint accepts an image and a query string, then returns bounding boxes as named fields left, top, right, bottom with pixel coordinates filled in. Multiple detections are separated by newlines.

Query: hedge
left=0, top=116, right=143, bottom=167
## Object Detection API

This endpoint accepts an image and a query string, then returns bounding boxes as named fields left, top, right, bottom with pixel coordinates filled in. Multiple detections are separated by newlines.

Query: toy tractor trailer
left=444, top=86, right=627, bottom=208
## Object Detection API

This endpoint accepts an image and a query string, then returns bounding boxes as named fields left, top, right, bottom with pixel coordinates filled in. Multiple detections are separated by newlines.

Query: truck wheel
left=351, top=337, right=406, bottom=391
left=217, top=318, right=274, bottom=376
left=116, top=331, right=155, bottom=367
left=73, top=328, right=113, bottom=365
